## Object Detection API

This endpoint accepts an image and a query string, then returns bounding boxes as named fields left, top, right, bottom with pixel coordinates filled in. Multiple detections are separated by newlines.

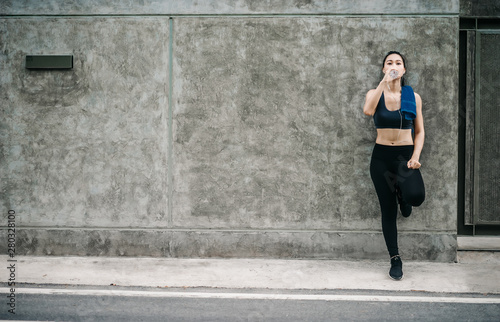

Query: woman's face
left=383, top=53, right=406, bottom=77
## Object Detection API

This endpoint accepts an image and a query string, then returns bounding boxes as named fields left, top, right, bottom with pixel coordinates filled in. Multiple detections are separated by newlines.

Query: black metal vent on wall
left=26, top=55, right=73, bottom=69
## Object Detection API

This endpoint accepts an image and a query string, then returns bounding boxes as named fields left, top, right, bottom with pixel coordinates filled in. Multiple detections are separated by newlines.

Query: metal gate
left=461, top=19, right=500, bottom=234
left=474, top=31, right=500, bottom=226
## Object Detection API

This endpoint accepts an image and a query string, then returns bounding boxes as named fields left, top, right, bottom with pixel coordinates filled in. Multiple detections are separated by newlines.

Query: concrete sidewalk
left=2, top=255, right=499, bottom=294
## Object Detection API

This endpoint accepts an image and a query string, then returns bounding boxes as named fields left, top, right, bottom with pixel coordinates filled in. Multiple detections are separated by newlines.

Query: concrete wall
left=1, top=0, right=459, bottom=15
left=1, top=1, right=459, bottom=261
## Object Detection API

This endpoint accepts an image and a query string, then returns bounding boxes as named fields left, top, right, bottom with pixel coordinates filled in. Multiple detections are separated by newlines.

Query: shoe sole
left=389, top=273, right=404, bottom=281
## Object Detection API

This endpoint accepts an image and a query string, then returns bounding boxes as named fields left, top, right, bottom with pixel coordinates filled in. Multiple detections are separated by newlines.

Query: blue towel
left=401, top=86, right=416, bottom=120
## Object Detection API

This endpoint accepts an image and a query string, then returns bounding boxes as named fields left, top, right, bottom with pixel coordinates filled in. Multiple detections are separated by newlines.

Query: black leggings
left=370, top=144, right=425, bottom=257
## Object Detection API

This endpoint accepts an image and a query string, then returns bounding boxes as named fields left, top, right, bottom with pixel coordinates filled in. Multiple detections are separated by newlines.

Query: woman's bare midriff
left=376, top=128, right=414, bottom=146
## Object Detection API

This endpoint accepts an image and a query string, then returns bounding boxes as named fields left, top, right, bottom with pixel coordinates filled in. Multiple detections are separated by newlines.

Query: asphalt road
left=1, top=285, right=500, bottom=321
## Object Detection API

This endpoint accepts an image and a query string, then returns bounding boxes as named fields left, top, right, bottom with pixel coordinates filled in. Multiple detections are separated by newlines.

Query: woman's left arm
left=408, top=93, right=424, bottom=169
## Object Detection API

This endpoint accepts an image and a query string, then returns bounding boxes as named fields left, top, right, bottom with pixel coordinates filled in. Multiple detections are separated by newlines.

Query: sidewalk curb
left=2, top=256, right=500, bottom=295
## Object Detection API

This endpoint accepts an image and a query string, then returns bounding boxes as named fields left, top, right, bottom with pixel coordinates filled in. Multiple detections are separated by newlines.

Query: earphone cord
left=397, top=109, right=402, bottom=142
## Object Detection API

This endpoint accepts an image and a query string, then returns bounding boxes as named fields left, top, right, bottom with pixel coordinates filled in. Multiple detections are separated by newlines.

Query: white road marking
left=2, top=288, right=500, bottom=304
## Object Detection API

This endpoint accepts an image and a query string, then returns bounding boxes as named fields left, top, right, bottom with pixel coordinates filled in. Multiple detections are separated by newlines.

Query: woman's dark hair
left=382, top=51, right=406, bottom=86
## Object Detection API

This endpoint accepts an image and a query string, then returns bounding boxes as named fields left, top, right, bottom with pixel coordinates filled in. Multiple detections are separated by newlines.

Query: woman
left=362, top=51, right=425, bottom=280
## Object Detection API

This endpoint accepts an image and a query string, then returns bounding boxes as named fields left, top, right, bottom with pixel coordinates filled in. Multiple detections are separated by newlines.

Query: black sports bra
left=373, top=94, right=413, bottom=129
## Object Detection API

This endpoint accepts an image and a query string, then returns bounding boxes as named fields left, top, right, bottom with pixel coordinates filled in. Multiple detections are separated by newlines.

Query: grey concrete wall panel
left=169, top=231, right=456, bottom=261
left=0, top=229, right=171, bottom=257
left=460, top=0, right=500, bottom=18
left=172, top=17, right=459, bottom=232
left=0, top=229, right=456, bottom=261
left=0, top=17, right=170, bottom=227
left=1, top=0, right=459, bottom=16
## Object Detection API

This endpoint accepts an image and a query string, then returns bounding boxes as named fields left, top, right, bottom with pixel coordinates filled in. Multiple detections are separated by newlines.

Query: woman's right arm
left=363, top=70, right=391, bottom=116
left=363, top=87, right=383, bottom=116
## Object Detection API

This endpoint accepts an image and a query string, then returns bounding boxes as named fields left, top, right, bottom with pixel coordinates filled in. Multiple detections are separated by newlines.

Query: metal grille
left=475, top=32, right=500, bottom=224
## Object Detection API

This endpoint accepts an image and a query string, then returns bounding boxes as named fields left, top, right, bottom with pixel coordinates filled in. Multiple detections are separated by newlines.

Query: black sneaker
left=395, top=185, right=412, bottom=217
left=389, top=255, right=404, bottom=280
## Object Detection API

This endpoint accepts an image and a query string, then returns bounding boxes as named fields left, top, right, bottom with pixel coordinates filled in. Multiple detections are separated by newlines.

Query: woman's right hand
left=381, top=69, right=396, bottom=84
left=381, top=69, right=402, bottom=88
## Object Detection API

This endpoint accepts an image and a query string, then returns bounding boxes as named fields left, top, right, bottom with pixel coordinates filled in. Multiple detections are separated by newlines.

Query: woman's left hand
left=407, top=159, right=421, bottom=169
